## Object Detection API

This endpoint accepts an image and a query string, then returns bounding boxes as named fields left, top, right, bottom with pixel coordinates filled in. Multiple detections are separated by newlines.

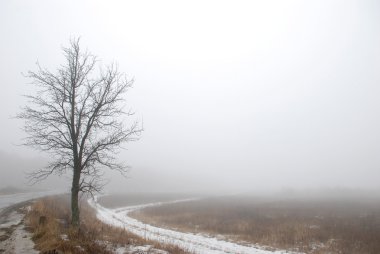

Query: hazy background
left=0, top=0, right=379, bottom=194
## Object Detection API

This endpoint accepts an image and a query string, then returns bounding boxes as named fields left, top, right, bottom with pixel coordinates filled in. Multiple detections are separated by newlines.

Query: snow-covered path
left=90, top=197, right=301, bottom=254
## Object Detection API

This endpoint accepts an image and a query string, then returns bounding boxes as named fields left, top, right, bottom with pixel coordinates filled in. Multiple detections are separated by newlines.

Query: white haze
left=0, top=0, right=379, bottom=194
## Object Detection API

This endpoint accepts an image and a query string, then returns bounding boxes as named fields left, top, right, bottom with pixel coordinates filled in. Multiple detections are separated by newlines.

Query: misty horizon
left=1, top=0, right=380, bottom=194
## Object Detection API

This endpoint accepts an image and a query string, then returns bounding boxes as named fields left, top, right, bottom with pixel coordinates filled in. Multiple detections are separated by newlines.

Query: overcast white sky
left=0, top=0, right=379, bottom=193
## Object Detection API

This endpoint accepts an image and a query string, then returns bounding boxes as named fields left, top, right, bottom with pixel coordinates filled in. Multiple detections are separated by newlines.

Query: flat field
left=98, top=192, right=194, bottom=208
left=129, top=193, right=380, bottom=254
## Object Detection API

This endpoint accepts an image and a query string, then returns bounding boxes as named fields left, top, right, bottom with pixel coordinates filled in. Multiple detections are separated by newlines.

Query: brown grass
left=130, top=195, right=380, bottom=254
left=25, top=194, right=191, bottom=254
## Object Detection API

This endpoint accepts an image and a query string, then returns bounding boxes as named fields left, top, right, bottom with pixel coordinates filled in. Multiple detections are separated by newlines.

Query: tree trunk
left=71, top=167, right=80, bottom=227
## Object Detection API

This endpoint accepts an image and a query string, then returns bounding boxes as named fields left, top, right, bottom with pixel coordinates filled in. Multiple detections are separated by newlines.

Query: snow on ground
left=114, top=245, right=169, bottom=254
left=89, top=197, right=302, bottom=254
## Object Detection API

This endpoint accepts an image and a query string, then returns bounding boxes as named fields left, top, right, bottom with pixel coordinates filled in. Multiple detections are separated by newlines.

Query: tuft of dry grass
left=25, top=194, right=191, bottom=254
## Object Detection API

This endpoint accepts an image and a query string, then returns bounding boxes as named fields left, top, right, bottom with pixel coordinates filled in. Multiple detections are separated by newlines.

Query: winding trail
left=89, top=197, right=301, bottom=254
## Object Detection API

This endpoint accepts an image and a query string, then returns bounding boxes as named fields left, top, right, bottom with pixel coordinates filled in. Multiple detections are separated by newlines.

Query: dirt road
left=0, top=200, right=38, bottom=254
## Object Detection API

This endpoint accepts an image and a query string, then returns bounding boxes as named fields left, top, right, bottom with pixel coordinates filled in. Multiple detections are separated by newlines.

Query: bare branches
left=18, top=39, right=141, bottom=196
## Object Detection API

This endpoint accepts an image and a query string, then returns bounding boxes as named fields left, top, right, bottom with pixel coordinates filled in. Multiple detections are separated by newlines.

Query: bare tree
left=18, top=39, right=141, bottom=227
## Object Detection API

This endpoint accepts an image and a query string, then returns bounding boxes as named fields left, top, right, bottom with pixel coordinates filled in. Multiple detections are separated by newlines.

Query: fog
left=0, top=0, right=379, bottom=194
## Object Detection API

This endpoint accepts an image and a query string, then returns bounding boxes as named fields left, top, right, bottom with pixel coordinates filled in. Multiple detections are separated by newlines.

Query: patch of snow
left=115, top=245, right=169, bottom=254
left=76, top=245, right=85, bottom=252
left=310, top=242, right=325, bottom=250
left=60, top=234, right=69, bottom=241
left=89, top=197, right=303, bottom=254
left=0, top=211, right=23, bottom=228
left=114, top=246, right=126, bottom=254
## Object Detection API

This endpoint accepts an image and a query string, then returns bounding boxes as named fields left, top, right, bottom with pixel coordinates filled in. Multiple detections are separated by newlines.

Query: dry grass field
left=25, top=194, right=191, bottom=254
left=130, top=193, right=380, bottom=254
